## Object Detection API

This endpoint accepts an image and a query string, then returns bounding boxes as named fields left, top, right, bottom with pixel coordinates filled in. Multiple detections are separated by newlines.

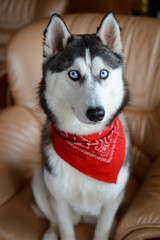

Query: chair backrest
left=7, top=13, right=160, bottom=160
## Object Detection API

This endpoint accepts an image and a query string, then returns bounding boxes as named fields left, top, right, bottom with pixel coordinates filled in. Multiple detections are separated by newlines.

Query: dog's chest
left=44, top=145, right=128, bottom=215
left=44, top=164, right=106, bottom=216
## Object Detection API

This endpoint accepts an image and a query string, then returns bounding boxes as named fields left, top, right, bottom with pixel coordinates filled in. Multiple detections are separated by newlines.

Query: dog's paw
left=42, top=228, right=58, bottom=240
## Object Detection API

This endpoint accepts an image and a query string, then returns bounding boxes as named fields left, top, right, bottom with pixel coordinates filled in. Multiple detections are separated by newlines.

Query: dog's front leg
left=50, top=199, right=75, bottom=240
left=93, top=192, right=124, bottom=240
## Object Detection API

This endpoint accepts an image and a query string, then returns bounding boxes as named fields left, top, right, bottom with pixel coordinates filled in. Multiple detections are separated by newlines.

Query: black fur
left=39, top=77, right=58, bottom=125
left=43, top=34, right=123, bottom=76
left=39, top=13, right=129, bottom=172
left=41, top=121, right=54, bottom=173
left=40, top=30, right=124, bottom=123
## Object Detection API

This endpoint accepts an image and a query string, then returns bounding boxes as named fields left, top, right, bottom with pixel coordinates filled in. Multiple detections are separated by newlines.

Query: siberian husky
left=32, top=12, right=131, bottom=240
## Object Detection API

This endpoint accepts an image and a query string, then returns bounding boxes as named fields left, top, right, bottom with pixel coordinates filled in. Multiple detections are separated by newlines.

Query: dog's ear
left=43, top=14, right=71, bottom=58
left=96, top=13, right=122, bottom=55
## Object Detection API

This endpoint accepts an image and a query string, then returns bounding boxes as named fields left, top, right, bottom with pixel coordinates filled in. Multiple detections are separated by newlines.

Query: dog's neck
left=51, top=117, right=126, bottom=183
left=54, top=116, right=107, bottom=136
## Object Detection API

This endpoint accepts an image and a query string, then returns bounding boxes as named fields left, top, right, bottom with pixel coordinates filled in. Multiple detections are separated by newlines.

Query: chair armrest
left=0, top=105, right=42, bottom=207
left=115, top=155, right=160, bottom=240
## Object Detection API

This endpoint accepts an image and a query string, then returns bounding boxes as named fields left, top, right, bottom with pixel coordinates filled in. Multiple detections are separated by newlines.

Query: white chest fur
left=43, top=143, right=129, bottom=216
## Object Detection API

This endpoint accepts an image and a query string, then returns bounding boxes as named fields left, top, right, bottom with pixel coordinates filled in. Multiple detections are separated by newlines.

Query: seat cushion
left=0, top=181, right=95, bottom=240
left=0, top=181, right=48, bottom=240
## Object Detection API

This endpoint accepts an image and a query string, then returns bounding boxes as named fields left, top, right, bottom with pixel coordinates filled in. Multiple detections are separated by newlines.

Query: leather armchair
left=0, top=13, right=160, bottom=240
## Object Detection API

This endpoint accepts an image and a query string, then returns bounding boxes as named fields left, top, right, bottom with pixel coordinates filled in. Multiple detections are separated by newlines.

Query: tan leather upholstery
left=0, top=13, right=160, bottom=240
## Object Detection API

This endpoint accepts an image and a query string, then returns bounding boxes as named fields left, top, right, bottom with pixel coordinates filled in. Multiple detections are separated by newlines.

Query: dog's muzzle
left=86, top=106, right=105, bottom=122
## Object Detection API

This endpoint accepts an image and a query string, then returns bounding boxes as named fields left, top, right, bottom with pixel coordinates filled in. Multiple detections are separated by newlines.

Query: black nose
left=86, top=106, right=105, bottom=122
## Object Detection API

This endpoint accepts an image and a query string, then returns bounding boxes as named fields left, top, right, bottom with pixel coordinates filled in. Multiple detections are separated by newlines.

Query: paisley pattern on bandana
left=55, top=119, right=119, bottom=164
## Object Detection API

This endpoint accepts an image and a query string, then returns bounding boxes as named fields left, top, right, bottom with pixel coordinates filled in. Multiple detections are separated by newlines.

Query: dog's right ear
left=43, top=14, right=71, bottom=58
left=96, top=12, right=123, bottom=55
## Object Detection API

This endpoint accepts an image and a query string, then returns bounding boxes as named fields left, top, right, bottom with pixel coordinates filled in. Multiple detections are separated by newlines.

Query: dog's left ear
left=96, top=13, right=122, bottom=55
left=43, top=14, right=71, bottom=58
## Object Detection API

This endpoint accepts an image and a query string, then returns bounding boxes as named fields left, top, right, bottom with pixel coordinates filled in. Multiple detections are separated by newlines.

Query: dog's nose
left=86, top=106, right=105, bottom=122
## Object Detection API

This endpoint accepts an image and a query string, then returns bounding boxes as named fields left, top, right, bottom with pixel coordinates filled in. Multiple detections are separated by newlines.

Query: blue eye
left=100, top=69, right=109, bottom=80
left=68, top=70, right=80, bottom=81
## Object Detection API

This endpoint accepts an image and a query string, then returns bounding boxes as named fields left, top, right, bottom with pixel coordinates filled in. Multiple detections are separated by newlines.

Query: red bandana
left=51, top=117, right=126, bottom=183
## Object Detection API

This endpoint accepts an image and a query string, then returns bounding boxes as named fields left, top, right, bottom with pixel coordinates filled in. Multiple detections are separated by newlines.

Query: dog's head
left=40, top=13, right=128, bottom=134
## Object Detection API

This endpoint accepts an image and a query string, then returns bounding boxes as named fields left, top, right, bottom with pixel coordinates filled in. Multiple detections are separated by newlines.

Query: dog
left=32, top=12, right=131, bottom=240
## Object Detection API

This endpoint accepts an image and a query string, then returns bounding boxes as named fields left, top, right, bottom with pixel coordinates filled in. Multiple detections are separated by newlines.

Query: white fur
left=32, top=13, right=131, bottom=240
left=32, top=137, right=129, bottom=240
left=44, top=54, right=125, bottom=135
